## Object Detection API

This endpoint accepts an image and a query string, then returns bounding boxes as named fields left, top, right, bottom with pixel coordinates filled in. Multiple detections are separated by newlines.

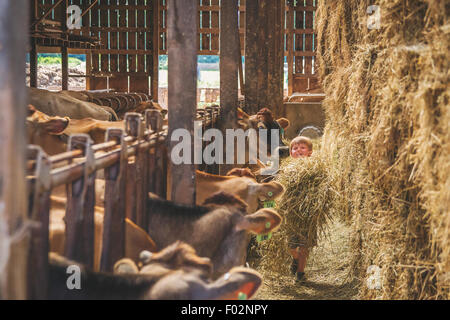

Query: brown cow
left=147, top=192, right=282, bottom=277
left=49, top=196, right=157, bottom=271
left=237, top=107, right=290, bottom=131
left=48, top=249, right=262, bottom=300
left=28, top=87, right=118, bottom=121
left=195, top=170, right=284, bottom=214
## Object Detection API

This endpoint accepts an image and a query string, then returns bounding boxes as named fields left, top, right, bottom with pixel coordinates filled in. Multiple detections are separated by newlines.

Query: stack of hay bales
left=316, top=0, right=449, bottom=299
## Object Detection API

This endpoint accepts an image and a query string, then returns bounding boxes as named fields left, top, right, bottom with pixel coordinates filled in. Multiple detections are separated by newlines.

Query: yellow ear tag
left=238, top=292, right=248, bottom=300
left=264, top=200, right=276, bottom=208
left=256, top=233, right=273, bottom=242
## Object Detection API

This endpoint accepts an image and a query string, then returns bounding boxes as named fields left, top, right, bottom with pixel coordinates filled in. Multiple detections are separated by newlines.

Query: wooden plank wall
left=87, top=0, right=156, bottom=94
left=289, top=0, right=319, bottom=93
left=32, top=1, right=319, bottom=95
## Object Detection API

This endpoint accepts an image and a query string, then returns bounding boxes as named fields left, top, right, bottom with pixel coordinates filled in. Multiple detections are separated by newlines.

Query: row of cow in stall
left=26, top=87, right=289, bottom=300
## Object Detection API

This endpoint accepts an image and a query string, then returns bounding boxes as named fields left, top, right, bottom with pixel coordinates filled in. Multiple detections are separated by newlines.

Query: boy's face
left=291, top=143, right=312, bottom=158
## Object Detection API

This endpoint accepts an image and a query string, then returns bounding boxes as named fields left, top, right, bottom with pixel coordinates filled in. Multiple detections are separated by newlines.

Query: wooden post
left=256, top=0, right=268, bottom=109
left=30, top=39, right=38, bottom=88
left=64, top=135, right=96, bottom=269
left=29, top=0, right=38, bottom=88
left=267, top=0, right=285, bottom=117
left=304, top=0, right=314, bottom=88
left=287, top=0, right=294, bottom=96
left=0, top=0, right=29, bottom=300
left=151, top=0, right=160, bottom=101
left=219, top=0, right=239, bottom=174
left=126, top=113, right=147, bottom=229
left=26, top=146, right=51, bottom=300
left=266, top=0, right=276, bottom=113
left=244, top=0, right=259, bottom=114
left=100, top=129, right=128, bottom=272
left=167, top=0, right=197, bottom=205
left=61, top=1, right=69, bottom=90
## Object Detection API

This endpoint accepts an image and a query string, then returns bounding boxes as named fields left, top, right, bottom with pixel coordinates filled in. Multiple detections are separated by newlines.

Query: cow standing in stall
left=146, top=192, right=282, bottom=278
left=48, top=196, right=157, bottom=271
left=49, top=242, right=262, bottom=300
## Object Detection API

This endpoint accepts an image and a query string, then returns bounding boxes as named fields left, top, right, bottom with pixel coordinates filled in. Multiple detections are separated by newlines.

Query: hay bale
left=316, top=0, right=449, bottom=299
left=256, top=144, right=336, bottom=275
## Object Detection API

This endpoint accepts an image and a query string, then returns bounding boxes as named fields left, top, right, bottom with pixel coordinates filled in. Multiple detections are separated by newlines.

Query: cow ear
left=43, top=118, right=69, bottom=135
left=207, top=267, right=262, bottom=300
left=113, top=258, right=139, bottom=274
left=276, top=117, right=290, bottom=129
left=235, top=208, right=282, bottom=234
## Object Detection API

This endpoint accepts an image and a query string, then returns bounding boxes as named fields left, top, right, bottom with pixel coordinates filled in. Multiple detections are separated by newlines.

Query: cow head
left=234, top=208, right=282, bottom=235
left=276, top=117, right=290, bottom=130
left=27, top=115, right=70, bottom=155
left=244, top=181, right=284, bottom=213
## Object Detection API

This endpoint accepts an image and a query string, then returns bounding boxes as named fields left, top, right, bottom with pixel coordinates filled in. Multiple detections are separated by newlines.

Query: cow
left=237, top=107, right=290, bottom=132
left=146, top=191, right=282, bottom=277
left=48, top=249, right=262, bottom=300
left=49, top=196, right=157, bottom=271
left=195, top=170, right=284, bottom=214
left=28, top=87, right=118, bottom=121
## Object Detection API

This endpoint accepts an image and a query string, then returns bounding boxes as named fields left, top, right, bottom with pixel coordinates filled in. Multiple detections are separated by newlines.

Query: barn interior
left=0, top=0, right=448, bottom=301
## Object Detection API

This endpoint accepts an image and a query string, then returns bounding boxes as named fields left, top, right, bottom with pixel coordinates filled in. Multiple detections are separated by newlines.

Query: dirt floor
left=253, top=219, right=360, bottom=300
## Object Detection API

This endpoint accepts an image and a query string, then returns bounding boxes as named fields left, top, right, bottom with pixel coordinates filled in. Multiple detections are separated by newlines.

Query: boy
left=288, top=136, right=313, bottom=281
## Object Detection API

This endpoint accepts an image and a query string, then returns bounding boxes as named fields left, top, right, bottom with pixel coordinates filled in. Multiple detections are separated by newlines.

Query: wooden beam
left=266, top=0, right=284, bottom=117
left=61, top=46, right=69, bottom=90
left=237, top=8, right=245, bottom=97
left=0, top=0, right=29, bottom=300
left=244, top=0, right=259, bottom=114
left=167, top=0, right=197, bottom=205
left=287, top=1, right=294, bottom=96
left=256, top=0, right=269, bottom=110
left=30, top=38, right=38, bottom=88
left=151, top=0, right=160, bottom=100
left=61, top=0, right=68, bottom=90
left=219, top=0, right=239, bottom=174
